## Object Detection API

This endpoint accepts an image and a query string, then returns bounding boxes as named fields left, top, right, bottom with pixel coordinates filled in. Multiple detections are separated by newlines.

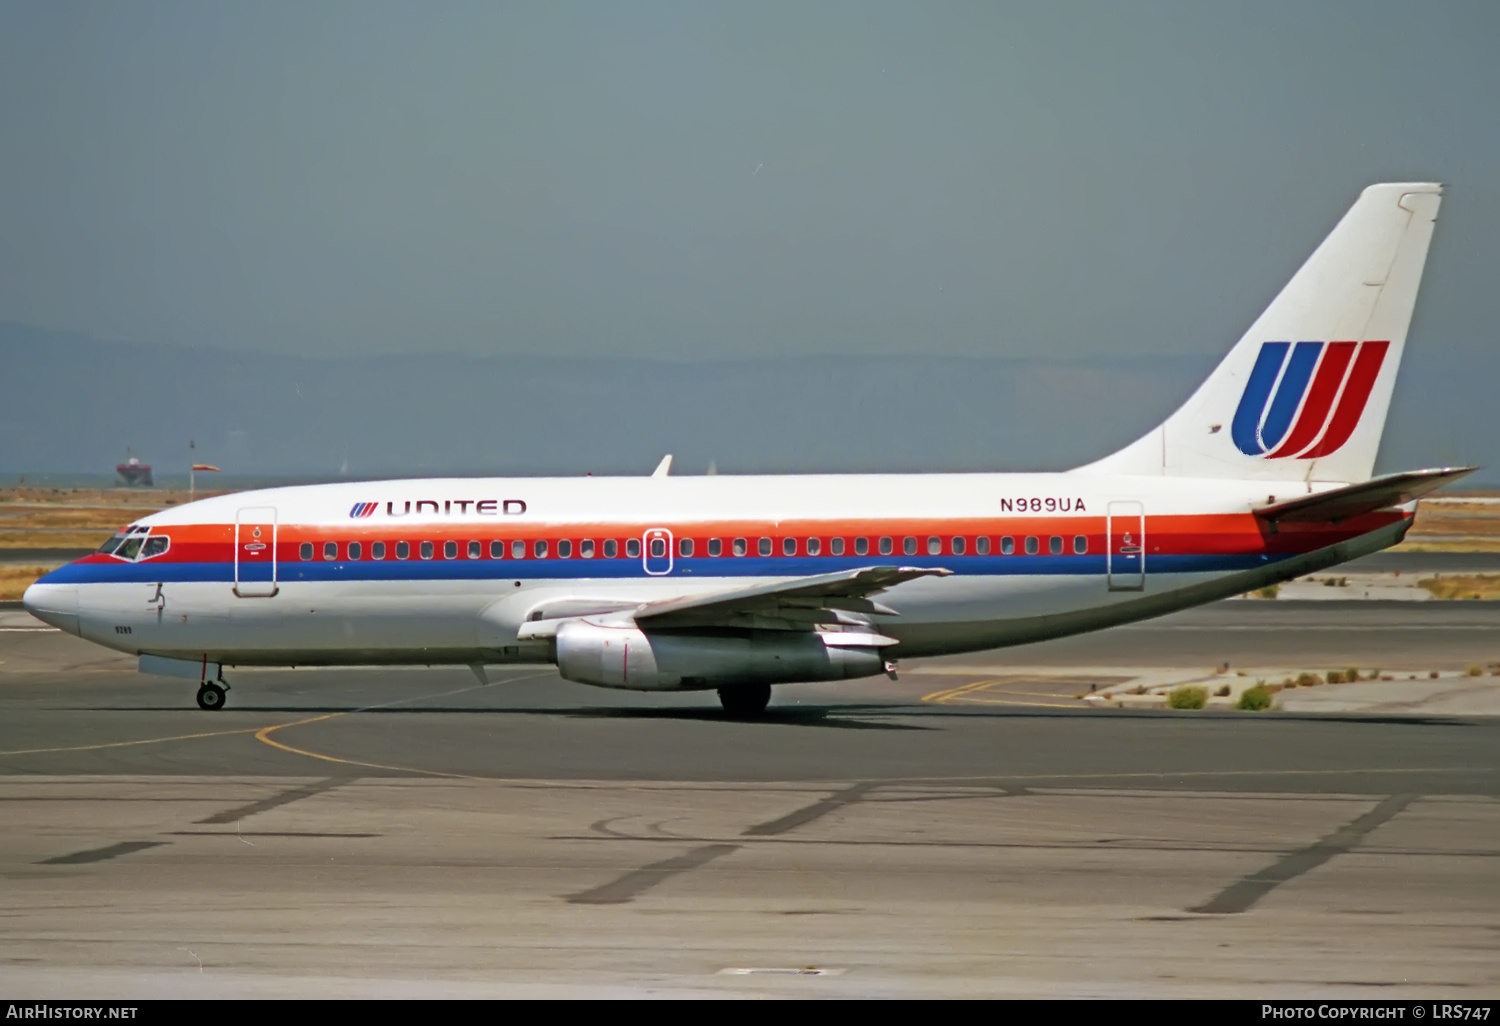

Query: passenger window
left=927, top=536, right=941, bottom=555
left=468, top=540, right=481, bottom=559
left=604, top=539, right=618, bottom=558
left=300, top=542, right=314, bottom=561
left=903, top=537, right=917, bottom=555
left=952, top=537, right=965, bottom=555
left=558, top=540, right=571, bottom=558
left=442, top=540, right=456, bottom=559
left=807, top=537, right=821, bottom=556
left=855, top=537, right=869, bottom=556
left=733, top=537, right=747, bottom=556
left=878, top=537, right=892, bottom=556
left=348, top=541, right=362, bottom=560
left=649, top=538, right=665, bottom=558
left=117, top=537, right=143, bottom=560
left=420, top=541, right=434, bottom=560
left=976, top=536, right=990, bottom=555
left=534, top=540, right=548, bottom=559
left=324, top=542, right=337, bottom=560
left=1000, top=536, right=1015, bottom=555
left=491, top=540, right=504, bottom=559
left=396, top=541, right=410, bottom=560
left=1025, top=536, right=1039, bottom=555
left=1074, top=535, right=1088, bottom=554
left=679, top=538, right=693, bottom=557
left=372, top=542, right=386, bottom=560
left=141, top=536, right=169, bottom=559
left=512, top=539, right=526, bottom=559
left=782, top=537, right=796, bottom=556
left=581, top=539, right=595, bottom=558
left=830, top=538, right=844, bottom=556
left=708, top=538, right=722, bottom=557
left=759, top=537, right=772, bottom=557
left=626, top=538, right=640, bottom=558
left=1049, top=536, right=1063, bottom=555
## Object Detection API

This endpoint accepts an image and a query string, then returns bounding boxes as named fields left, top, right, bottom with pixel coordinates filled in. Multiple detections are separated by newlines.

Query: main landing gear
left=717, top=682, right=771, bottom=718
left=196, top=681, right=228, bottom=711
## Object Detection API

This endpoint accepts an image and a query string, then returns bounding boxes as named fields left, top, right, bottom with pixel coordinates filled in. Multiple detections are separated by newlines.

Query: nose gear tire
left=196, top=682, right=227, bottom=711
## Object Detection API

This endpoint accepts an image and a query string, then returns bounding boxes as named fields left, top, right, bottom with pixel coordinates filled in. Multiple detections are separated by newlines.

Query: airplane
left=24, top=182, right=1469, bottom=716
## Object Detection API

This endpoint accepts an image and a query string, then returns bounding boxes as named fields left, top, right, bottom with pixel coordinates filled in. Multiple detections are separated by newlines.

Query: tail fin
left=1078, top=182, right=1442, bottom=483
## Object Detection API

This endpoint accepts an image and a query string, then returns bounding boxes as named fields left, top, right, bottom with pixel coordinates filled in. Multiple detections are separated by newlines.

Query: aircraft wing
left=514, top=565, right=950, bottom=640
left=1254, top=466, right=1476, bottom=524
left=633, top=565, right=952, bottom=628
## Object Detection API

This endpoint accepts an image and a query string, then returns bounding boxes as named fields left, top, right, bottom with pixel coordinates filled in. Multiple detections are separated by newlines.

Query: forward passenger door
left=234, top=506, right=279, bottom=597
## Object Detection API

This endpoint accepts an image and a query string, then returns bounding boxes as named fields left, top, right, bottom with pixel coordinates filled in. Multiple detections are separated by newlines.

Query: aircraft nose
left=22, top=581, right=81, bottom=636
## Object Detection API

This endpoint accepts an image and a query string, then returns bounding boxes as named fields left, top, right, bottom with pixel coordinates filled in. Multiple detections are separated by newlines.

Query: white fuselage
left=23, top=471, right=1409, bottom=690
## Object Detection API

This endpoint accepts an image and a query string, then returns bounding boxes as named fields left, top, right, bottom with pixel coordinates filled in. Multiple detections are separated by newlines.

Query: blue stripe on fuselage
left=38, top=551, right=1291, bottom=586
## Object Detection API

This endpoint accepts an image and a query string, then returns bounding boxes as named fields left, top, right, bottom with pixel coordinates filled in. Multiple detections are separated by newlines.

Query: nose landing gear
left=196, top=681, right=228, bottom=710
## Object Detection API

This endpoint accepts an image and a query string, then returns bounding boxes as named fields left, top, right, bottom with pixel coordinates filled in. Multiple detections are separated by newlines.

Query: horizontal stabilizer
left=1254, top=466, right=1476, bottom=523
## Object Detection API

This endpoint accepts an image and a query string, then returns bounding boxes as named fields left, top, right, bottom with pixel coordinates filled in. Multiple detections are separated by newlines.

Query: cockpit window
left=141, top=536, right=169, bottom=559
left=98, top=532, right=130, bottom=555
left=116, top=537, right=144, bottom=560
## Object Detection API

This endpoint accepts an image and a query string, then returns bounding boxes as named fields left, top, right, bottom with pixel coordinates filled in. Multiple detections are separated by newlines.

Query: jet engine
left=554, top=620, right=885, bottom=692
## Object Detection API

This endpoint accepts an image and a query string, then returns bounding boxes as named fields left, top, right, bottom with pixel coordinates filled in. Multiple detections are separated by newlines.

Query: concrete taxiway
left=1, top=603, right=1498, bottom=997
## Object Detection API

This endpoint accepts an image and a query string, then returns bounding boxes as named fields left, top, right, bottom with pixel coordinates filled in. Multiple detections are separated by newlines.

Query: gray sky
left=1, top=1, right=1496, bottom=364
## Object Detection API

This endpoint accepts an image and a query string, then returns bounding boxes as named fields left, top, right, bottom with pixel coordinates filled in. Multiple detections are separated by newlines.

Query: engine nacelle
left=555, top=620, right=885, bottom=692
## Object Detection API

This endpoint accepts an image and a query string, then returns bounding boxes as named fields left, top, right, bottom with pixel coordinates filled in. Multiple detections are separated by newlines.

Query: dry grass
left=1389, top=494, right=1500, bottom=552
left=0, top=509, right=140, bottom=529
left=1417, top=574, right=1500, bottom=600
left=1396, top=538, right=1500, bottom=553
left=1411, top=514, right=1500, bottom=535
left=0, top=487, right=228, bottom=552
left=0, top=531, right=119, bottom=550
left=0, top=565, right=62, bottom=601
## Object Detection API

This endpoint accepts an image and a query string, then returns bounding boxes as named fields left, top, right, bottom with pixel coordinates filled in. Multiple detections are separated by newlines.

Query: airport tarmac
left=2, top=604, right=1498, bottom=997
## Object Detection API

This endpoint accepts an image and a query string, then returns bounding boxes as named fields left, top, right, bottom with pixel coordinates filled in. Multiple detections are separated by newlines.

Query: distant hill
left=0, top=322, right=1483, bottom=481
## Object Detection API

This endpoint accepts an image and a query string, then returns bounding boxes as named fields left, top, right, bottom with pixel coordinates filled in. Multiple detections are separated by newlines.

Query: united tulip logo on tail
left=1231, top=340, right=1389, bottom=459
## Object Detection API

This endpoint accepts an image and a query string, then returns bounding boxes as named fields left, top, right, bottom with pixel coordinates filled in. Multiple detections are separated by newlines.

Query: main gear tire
left=717, top=682, right=772, bottom=717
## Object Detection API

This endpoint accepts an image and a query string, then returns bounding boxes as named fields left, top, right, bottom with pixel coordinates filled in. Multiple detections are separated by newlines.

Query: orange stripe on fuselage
left=86, top=509, right=1409, bottom=566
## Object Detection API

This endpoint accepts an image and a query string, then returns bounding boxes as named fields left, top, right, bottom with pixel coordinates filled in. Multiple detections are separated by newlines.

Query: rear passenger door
left=1106, top=501, right=1145, bottom=592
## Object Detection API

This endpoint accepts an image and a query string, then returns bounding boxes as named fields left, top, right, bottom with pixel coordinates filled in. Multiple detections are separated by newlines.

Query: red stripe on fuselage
left=77, top=510, right=1409, bottom=569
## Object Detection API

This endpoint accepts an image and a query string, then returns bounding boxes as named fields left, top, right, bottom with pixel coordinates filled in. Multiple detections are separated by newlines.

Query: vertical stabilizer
left=1077, top=183, right=1442, bottom=483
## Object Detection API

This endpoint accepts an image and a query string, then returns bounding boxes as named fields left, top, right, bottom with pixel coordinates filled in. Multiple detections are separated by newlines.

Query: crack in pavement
left=1190, top=793, right=1418, bottom=914
left=741, top=781, right=877, bottom=836
left=38, top=841, right=165, bottom=865
left=195, top=777, right=352, bottom=825
left=565, top=843, right=741, bottom=905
